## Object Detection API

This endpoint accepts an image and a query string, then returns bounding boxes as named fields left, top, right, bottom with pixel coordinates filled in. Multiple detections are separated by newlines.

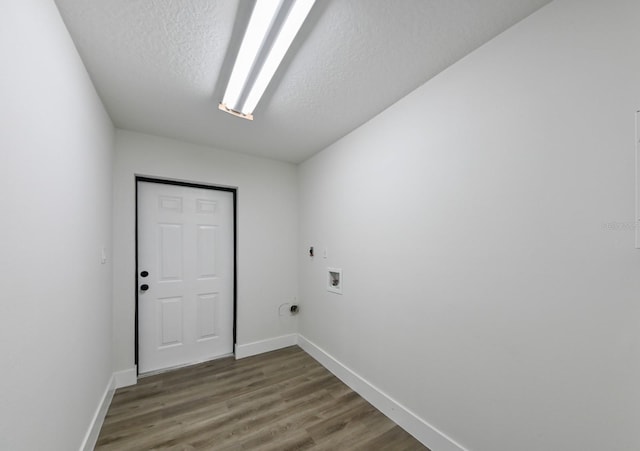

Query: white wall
left=298, top=1, right=640, bottom=450
left=0, top=1, right=114, bottom=450
left=112, top=130, right=298, bottom=372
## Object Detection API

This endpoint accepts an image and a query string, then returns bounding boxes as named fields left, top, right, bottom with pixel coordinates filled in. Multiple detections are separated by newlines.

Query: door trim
left=134, top=176, right=237, bottom=374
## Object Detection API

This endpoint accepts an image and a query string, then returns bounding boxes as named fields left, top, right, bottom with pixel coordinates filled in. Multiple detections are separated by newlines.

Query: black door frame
left=135, top=176, right=238, bottom=373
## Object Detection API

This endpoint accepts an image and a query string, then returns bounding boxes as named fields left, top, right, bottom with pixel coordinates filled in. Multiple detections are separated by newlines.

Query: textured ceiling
left=54, top=0, right=551, bottom=163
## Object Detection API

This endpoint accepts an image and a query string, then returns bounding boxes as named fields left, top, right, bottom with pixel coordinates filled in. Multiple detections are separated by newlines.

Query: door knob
left=140, top=284, right=149, bottom=291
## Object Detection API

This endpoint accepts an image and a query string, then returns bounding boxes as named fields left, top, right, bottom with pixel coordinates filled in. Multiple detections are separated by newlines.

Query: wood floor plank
left=95, top=346, right=429, bottom=450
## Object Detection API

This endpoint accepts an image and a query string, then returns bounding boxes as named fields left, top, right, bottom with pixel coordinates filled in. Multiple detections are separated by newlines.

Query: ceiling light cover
left=220, top=0, right=316, bottom=120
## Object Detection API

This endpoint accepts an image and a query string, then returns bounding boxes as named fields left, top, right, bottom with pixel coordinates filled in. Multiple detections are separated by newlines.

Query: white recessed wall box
left=327, top=267, right=342, bottom=294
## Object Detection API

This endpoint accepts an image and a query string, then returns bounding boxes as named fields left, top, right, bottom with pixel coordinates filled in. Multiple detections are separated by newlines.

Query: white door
left=137, top=181, right=234, bottom=374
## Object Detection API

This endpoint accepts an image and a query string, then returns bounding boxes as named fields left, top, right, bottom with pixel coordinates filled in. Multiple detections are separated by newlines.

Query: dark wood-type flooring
left=96, top=346, right=428, bottom=450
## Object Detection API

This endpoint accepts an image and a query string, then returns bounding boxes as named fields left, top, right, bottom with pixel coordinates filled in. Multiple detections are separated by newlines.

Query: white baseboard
left=80, top=374, right=116, bottom=451
left=235, top=333, right=298, bottom=359
left=297, top=335, right=466, bottom=451
left=114, top=366, right=137, bottom=388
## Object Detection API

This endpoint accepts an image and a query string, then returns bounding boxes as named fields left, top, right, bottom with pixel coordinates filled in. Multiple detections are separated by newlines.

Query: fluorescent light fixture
left=219, top=0, right=316, bottom=120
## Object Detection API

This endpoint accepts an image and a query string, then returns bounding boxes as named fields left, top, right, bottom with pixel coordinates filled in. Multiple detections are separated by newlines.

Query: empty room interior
left=2, top=0, right=640, bottom=450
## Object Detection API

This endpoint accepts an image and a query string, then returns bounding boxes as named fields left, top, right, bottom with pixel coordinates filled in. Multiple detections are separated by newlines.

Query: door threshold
left=138, top=352, right=235, bottom=378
